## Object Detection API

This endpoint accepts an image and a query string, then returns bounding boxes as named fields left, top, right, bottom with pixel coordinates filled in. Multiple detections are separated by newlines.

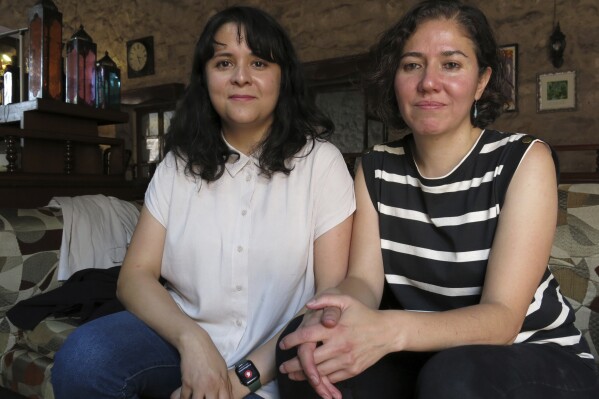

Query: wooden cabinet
left=0, top=97, right=146, bottom=207
left=121, top=83, right=184, bottom=180
left=134, top=103, right=175, bottom=179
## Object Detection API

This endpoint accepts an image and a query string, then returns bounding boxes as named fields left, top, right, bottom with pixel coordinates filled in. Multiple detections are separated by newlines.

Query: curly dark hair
left=367, top=0, right=510, bottom=130
left=165, top=6, right=333, bottom=181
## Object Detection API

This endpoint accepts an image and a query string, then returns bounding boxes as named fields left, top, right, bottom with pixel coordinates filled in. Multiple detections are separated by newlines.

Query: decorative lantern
left=27, top=0, right=63, bottom=101
left=65, top=25, right=96, bottom=106
left=549, top=23, right=566, bottom=68
left=95, top=51, right=121, bottom=109
left=548, top=0, right=566, bottom=69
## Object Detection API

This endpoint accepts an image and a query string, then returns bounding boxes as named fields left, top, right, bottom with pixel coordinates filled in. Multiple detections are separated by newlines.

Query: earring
left=473, top=101, right=478, bottom=120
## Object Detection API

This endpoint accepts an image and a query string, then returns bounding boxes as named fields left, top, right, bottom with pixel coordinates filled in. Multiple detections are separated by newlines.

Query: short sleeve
left=144, top=152, right=178, bottom=227
left=313, top=143, right=356, bottom=239
left=360, top=150, right=380, bottom=210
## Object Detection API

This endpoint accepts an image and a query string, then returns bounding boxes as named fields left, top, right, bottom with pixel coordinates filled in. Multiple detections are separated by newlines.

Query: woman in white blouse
left=52, top=6, right=355, bottom=399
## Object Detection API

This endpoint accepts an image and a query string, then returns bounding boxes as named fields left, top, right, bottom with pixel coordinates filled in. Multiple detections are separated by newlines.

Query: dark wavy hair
left=165, top=6, right=333, bottom=181
left=367, top=0, right=510, bottom=130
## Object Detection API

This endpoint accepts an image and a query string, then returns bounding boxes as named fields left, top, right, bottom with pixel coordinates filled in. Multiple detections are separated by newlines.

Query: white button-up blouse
left=144, top=138, right=355, bottom=398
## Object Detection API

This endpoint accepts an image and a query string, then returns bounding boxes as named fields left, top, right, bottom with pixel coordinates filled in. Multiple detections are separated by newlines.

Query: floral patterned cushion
left=549, top=184, right=599, bottom=363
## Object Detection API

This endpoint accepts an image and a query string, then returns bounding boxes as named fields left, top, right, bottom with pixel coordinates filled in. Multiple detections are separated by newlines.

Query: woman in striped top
left=277, top=1, right=599, bottom=398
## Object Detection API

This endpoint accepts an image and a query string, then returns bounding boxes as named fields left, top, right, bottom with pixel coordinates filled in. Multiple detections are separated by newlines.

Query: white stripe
left=480, top=133, right=526, bottom=154
left=525, top=275, right=553, bottom=316
left=516, top=280, right=574, bottom=343
left=432, top=206, right=500, bottom=226
left=385, top=274, right=481, bottom=296
left=381, top=239, right=490, bottom=262
left=373, top=144, right=405, bottom=155
left=375, top=166, right=504, bottom=194
left=378, top=203, right=431, bottom=223
left=577, top=353, right=595, bottom=359
left=379, top=203, right=500, bottom=226
left=524, top=333, right=583, bottom=346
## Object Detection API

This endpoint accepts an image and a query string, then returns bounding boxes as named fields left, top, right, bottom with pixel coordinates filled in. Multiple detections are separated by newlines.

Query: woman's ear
left=475, top=66, right=492, bottom=100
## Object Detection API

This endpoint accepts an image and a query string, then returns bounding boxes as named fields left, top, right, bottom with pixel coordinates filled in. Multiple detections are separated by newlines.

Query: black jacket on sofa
left=6, top=266, right=124, bottom=330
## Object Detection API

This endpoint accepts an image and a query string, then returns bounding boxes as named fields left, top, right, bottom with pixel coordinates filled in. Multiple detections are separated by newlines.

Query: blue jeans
left=52, top=311, right=263, bottom=399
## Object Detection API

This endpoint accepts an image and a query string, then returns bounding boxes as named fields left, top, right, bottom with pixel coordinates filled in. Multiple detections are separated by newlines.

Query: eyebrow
left=400, top=50, right=469, bottom=59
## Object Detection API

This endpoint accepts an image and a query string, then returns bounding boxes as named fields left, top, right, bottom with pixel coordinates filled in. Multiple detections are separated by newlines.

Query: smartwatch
left=234, top=359, right=261, bottom=393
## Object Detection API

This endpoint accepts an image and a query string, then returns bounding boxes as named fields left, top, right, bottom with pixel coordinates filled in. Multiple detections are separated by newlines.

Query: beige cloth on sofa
left=48, top=195, right=140, bottom=280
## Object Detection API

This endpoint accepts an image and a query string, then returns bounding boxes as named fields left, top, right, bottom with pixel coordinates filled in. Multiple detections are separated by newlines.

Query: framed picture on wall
left=499, top=44, right=517, bottom=112
left=537, top=70, right=577, bottom=112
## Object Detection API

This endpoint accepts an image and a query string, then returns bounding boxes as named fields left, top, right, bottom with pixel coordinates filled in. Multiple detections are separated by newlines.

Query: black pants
left=276, top=315, right=599, bottom=399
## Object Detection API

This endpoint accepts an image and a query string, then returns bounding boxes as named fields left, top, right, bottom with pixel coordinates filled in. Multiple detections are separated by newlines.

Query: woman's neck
left=222, top=126, right=268, bottom=156
left=412, top=127, right=483, bottom=178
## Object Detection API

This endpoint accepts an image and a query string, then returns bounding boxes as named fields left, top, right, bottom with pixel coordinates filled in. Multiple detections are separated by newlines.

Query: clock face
left=126, top=36, right=155, bottom=78
left=128, top=42, right=147, bottom=72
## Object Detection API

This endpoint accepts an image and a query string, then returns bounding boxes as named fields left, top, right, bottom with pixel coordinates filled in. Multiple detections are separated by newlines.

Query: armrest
left=0, top=207, right=64, bottom=355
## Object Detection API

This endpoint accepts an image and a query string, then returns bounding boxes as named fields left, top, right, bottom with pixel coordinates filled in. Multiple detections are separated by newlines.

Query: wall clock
left=126, top=36, right=155, bottom=78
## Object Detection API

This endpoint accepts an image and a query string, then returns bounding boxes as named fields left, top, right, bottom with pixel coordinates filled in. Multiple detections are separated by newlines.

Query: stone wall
left=1, top=0, right=598, bottom=171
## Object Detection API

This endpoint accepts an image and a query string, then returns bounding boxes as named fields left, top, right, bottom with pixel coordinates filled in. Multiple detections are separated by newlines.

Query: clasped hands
left=278, top=291, right=388, bottom=399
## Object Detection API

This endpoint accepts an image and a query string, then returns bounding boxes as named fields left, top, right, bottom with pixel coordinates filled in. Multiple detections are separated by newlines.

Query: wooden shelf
left=0, top=97, right=141, bottom=207
left=0, top=125, right=123, bottom=145
left=0, top=175, right=147, bottom=208
left=0, top=97, right=128, bottom=125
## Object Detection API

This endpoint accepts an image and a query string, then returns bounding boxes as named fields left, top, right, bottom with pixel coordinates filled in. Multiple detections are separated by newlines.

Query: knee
left=416, top=346, right=498, bottom=399
left=52, top=320, right=119, bottom=394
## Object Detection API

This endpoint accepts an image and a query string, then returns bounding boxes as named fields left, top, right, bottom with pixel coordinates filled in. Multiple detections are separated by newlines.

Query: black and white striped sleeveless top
left=362, top=129, right=593, bottom=363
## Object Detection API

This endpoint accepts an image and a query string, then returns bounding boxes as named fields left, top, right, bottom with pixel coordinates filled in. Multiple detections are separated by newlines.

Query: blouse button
left=237, top=246, right=243, bottom=252
left=241, top=209, right=247, bottom=216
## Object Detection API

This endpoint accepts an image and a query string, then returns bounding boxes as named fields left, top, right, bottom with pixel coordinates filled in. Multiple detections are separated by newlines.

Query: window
left=136, top=106, right=175, bottom=179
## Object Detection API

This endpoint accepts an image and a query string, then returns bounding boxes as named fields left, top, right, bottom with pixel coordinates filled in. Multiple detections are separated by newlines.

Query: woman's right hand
left=171, top=329, right=233, bottom=399
left=280, top=293, right=390, bottom=386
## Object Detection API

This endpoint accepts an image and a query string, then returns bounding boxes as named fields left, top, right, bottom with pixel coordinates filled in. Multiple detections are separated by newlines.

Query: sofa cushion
left=22, top=317, right=78, bottom=360
left=550, top=184, right=599, bottom=363
left=0, top=207, right=63, bottom=359
left=0, top=344, right=54, bottom=399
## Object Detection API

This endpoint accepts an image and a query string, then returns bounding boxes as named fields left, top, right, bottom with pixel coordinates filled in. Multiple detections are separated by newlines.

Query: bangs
left=229, top=20, right=285, bottom=64
left=195, top=6, right=293, bottom=77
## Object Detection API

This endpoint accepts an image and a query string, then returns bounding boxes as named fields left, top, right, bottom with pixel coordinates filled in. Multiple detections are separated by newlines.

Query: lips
left=415, top=100, right=445, bottom=109
left=229, top=94, right=256, bottom=100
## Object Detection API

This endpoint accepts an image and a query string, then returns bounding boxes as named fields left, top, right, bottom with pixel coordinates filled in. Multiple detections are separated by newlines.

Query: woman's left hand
left=279, top=293, right=390, bottom=384
left=171, top=371, right=240, bottom=399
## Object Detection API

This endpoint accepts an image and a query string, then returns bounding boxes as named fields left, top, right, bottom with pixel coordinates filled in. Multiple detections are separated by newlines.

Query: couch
left=0, top=198, right=142, bottom=399
left=1, top=185, right=598, bottom=398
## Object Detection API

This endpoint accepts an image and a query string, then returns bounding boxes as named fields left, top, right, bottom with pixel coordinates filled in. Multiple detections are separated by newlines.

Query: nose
left=231, top=64, right=251, bottom=86
left=418, top=66, right=441, bottom=93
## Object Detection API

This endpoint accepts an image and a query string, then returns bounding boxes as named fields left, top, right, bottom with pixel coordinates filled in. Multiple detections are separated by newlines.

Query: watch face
left=235, top=360, right=260, bottom=386
left=128, top=42, right=147, bottom=72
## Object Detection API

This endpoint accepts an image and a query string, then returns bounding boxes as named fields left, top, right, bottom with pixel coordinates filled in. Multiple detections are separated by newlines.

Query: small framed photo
left=537, top=70, right=577, bottom=112
left=499, top=44, right=518, bottom=112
